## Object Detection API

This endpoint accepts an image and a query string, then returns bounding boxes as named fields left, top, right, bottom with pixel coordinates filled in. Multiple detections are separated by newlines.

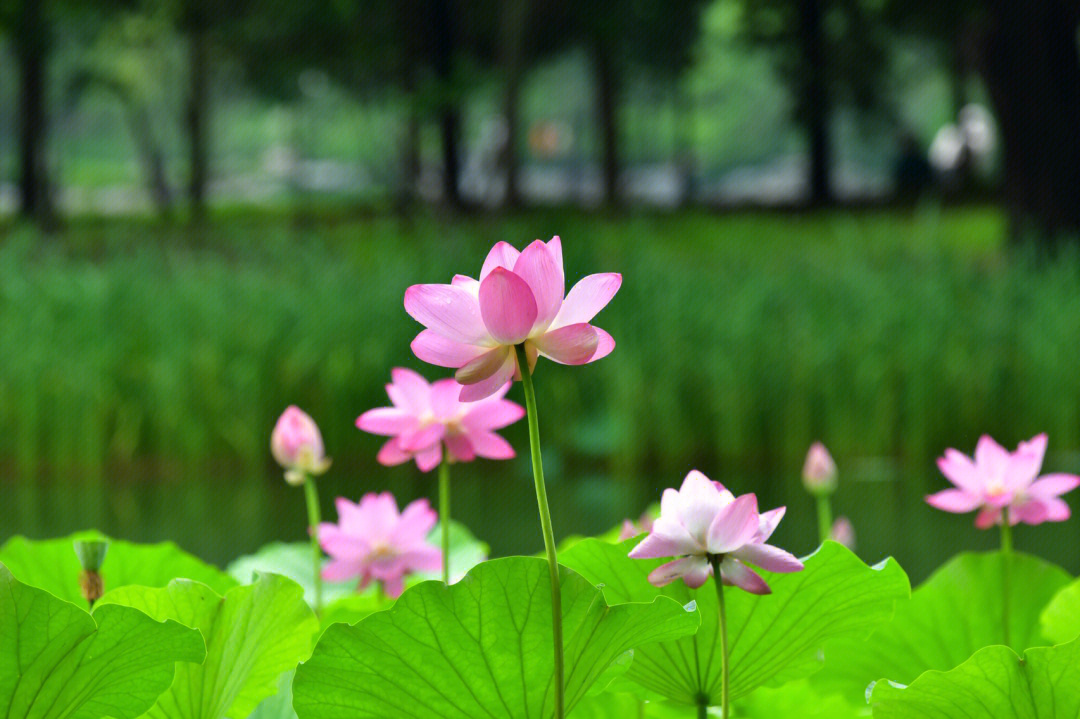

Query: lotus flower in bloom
left=356, top=368, right=524, bottom=471
left=629, top=470, right=803, bottom=595
left=271, top=406, right=331, bottom=485
left=318, top=493, right=442, bottom=598
left=405, top=237, right=621, bottom=401
left=802, top=442, right=837, bottom=495
left=927, top=434, right=1080, bottom=528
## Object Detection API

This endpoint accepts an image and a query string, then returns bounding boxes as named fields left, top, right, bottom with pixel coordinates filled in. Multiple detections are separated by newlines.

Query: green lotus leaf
left=0, top=531, right=235, bottom=606
left=0, top=564, right=205, bottom=719
left=1040, top=576, right=1080, bottom=645
left=560, top=539, right=908, bottom=706
left=869, top=636, right=1080, bottom=718
left=814, top=551, right=1071, bottom=703
left=292, top=556, right=700, bottom=718
left=99, top=573, right=318, bottom=719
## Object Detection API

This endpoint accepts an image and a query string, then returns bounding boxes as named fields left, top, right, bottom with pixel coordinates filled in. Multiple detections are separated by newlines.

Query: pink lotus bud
left=803, top=442, right=837, bottom=495
left=830, top=516, right=856, bottom=550
left=617, top=511, right=656, bottom=542
left=271, top=406, right=331, bottom=484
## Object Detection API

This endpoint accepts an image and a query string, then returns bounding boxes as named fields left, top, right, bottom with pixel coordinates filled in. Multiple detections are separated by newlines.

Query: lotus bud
left=830, top=516, right=856, bottom=550
left=803, top=442, right=837, bottom=495
left=74, top=539, right=108, bottom=607
left=271, top=406, right=331, bottom=484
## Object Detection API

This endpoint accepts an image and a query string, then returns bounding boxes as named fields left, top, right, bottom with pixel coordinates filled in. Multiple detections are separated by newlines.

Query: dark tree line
left=2, top=0, right=1079, bottom=240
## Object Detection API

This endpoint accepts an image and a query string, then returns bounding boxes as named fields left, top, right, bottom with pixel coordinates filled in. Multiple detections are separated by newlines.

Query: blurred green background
left=3, top=0, right=1080, bottom=582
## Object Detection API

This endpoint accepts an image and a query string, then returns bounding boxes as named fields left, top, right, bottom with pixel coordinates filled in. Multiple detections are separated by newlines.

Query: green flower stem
left=439, top=458, right=451, bottom=585
left=709, top=555, right=730, bottom=719
left=514, top=343, right=564, bottom=719
left=303, top=475, right=323, bottom=614
left=1000, top=518, right=1013, bottom=647
left=816, top=494, right=833, bottom=545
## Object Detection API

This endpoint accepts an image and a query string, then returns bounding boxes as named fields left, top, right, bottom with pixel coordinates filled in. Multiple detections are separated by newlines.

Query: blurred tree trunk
left=15, top=0, right=51, bottom=223
left=591, top=38, right=620, bottom=207
left=186, top=18, right=210, bottom=221
left=500, top=0, right=528, bottom=209
left=949, top=39, right=968, bottom=118
left=797, top=0, right=832, bottom=206
left=130, top=105, right=172, bottom=217
left=432, top=0, right=462, bottom=208
left=395, top=94, right=421, bottom=210
left=674, top=87, right=697, bottom=206
left=976, top=0, right=1080, bottom=241
left=438, top=111, right=462, bottom=208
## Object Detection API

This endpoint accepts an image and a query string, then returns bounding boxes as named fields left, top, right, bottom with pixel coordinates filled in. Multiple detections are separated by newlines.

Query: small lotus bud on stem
left=74, top=539, right=109, bottom=608
left=830, top=516, right=856, bottom=550
left=272, top=406, right=331, bottom=484
left=802, top=442, right=838, bottom=496
left=79, top=570, right=104, bottom=607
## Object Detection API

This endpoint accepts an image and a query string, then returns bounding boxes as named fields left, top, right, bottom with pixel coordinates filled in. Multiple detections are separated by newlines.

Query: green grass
left=3, top=206, right=1080, bottom=578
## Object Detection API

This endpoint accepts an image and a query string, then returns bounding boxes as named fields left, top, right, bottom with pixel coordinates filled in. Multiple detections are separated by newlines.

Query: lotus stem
left=1000, top=517, right=1012, bottom=647
left=303, top=475, right=323, bottom=614
left=710, top=554, right=730, bottom=719
left=816, top=495, right=833, bottom=545
left=439, top=459, right=451, bottom=584
left=515, top=343, right=564, bottom=719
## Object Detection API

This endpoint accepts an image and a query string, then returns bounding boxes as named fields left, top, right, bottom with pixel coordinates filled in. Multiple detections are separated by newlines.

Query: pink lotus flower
left=803, top=442, right=838, bottom=495
left=405, top=237, right=621, bottom=401
left=629, top=470, right=803, bottom=595
left=927, top=434, right=1080, bottom=528
left=356, top=368, right=524, bottom=471
left=271, top=406, right=331, bottom=485
left=618, top=511, right=656, bottom=541
left=318, top=493, right=442, bottom=598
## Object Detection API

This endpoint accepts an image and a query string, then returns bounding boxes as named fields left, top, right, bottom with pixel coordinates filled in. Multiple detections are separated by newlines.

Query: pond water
left=7, top=454, right=1078, bottom=585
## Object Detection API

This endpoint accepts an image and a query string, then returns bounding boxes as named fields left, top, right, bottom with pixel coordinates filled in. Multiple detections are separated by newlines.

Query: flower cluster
left=256, top=234, right=1080, bottom=719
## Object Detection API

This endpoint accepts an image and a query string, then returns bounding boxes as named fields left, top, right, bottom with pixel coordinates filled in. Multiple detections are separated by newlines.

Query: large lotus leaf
left=0, top=531, right=236, bottom=606
left=0, top=564, right=205, bottom=719
left=1040, top=576, right=1080, bottom=645
left=733, top=680, right=869, bottom=718
left=869, top=636, right=1080, bottom=718
left=247, top=671, right=297, bottom=719
left=813, top=551, right=1071, bottom=703
left=569, top=693, right=695, bottom=718
left=559, top=539, right=908, bottom=706
left=571, top=681, right=865, bottom=718
left=292, top=556, right=700, bottom=718
left=99, top=573, right=318, bottom=719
